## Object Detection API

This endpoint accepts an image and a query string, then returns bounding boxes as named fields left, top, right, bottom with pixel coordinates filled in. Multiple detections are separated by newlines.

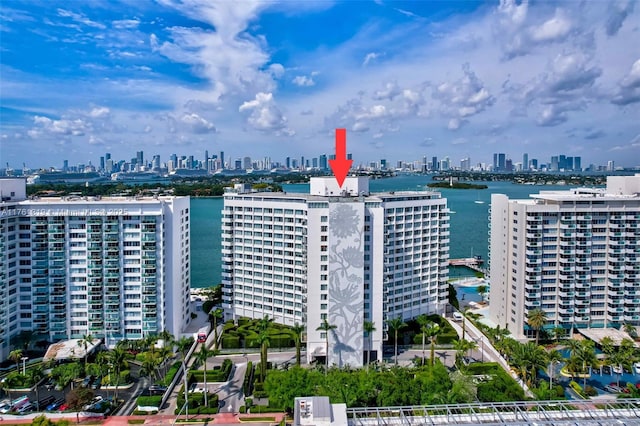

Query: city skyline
left=1, top=1, right=639, bottom=167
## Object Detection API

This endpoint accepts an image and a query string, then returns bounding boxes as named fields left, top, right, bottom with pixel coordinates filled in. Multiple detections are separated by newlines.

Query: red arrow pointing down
left=328, top=128, right=353, bottom=188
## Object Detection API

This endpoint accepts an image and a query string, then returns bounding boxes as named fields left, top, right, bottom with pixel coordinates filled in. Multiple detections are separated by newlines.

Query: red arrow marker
left=328, top=128, right=353, bottom=188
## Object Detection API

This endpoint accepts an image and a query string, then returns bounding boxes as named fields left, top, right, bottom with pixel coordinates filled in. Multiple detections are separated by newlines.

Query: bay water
left=190, top=175, right=574, bottom=288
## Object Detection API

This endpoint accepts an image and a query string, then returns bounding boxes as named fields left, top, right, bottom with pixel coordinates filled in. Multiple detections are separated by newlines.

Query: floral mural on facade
left=328, top=202, right=364, bottom=367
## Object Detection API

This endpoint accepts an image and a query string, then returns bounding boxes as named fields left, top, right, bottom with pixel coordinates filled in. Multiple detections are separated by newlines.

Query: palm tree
left=552, top=326, right=566, bottom=342
left=256, top=331, right=271, bottom=382
left=291, top=322, right=305, bottom=367
left=386, top=317, right=407, bottom=366
left=477, top=285, right=488, bottom=303
left=194, top=345, right=217, bottom=408
left=363, top=320, right=376, bottom=369
left=28, top=366, right=44, bottom=409
left=144, top=334, right=159, bottom=356
left=526, top=308, right=547, bottom=345
left=209, top=308, right=224, bottom=350
left=78, top=333, right=95, bottom=368
left=176, top=336, right=193, bottom=416
left=256, top=315, right=273, bottom=381
left=416, top=315, right=429, bottom=366
left=140, top=352, right=160, bottom=383
left=109, top=346, right=129, bottom=400
left=624, top=323, right=638, bottom=339
left=425, top=322, right=441, bottom=367
left=547, top=348, right=563, bottom=390
left=453, top=339, right=478, bottom=369
left=9, top=349, right=23, bottom=373
left=316, top=319, right=337, bottom=374
left=511, top=342, right=548, bottom=386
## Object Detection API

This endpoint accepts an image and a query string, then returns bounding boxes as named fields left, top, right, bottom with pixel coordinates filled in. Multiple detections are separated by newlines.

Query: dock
left=449, top=257, right=486, bottom=274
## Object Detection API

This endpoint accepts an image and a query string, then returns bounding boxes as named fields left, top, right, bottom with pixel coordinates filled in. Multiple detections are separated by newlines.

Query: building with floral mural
left=221, top=177, right=450, bottom=367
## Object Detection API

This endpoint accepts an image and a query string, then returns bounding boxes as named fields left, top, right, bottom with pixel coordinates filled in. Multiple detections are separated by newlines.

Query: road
left=216, top=362, right=246, bottom=413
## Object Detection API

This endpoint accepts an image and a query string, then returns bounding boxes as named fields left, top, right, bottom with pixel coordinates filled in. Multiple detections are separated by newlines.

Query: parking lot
left=1, top=373, right=138, bottom=416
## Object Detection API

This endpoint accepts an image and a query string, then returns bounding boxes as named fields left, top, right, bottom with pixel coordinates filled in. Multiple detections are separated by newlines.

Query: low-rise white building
left=222, top=177, right=450, bottom=367
left=0, top=178, right=191, bottom=360
left=489, top=174, right=640, bottom=340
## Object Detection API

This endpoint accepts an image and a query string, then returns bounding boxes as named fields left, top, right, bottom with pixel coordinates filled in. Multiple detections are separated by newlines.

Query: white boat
left=634, top=362, right=640, bottom=375
left=474, top=200, right=485, bottom=204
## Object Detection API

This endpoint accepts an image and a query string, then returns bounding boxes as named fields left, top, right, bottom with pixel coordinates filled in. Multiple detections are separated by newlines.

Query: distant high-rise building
left=432, top=156, right=438, bottom=171
left=608, top=160, right=615, bottom=171
left=220, top=151, right=225, bottom=169
left=312, top=158, right=318, bottom=169
left=460, top=157, right=470, bottom=171
left=100, top=156, right=105, bottom=171
left=286, top=157, right=291, bottom=169
left=319, top=154, right=328, bottom=171
left=505, top=158, right=513, bottom=172
left=550, top=156, right=559, bottom=171
left=523, top=153, right=529, bottom=171
left=63, top=160, right=68, bottom=172
left=136, top=151, right=144, bottom=167
left=531, top=159, right=538, bottom=170
left=574, top=157, right=581, bottom=171
left=498, top=153, right=506, bottom=171
left=558, top=155, right=567, bottom=170
left=381, top=159, right=387, bottom=170
left=105, top=153, right=111, bottom=161
left=243, top=156, right=252, bottom=170
left=234, top=159, right=242, bottom=170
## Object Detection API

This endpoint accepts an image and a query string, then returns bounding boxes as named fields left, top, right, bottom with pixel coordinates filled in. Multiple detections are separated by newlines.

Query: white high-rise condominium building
left=0, top=178, right=191, bottom=360
left=222, top=177, right=449, bottom=367
left=489, top=175, right=640, bottom=340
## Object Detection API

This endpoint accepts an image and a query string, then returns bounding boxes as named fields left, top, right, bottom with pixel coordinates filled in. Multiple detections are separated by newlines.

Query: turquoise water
left=189, top=176, right=575, bottom=288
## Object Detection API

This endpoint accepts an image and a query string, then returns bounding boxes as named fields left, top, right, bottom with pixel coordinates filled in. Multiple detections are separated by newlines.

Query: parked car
left=633, top=362, right=640, bottom=375
left=148, top=385, right=168, bottom=395
left=91, top=377, right=102, bottom=390
left=46, top=398, right=64, bottom=411
left=37, top=396, right=56, bottom=411
left=82, top=375, right=94, bottom=388
left=605, top=383, right=623, bottom=393
left=17, top=402, right=33, bottom=414
left=59, top=403, right=70, bottom=412
left=44, top=378, right=55, bottom=391
left=0, top=401, right=11, bottom=414
left=613, top=365, right=623, bottom=374
left=452, top=312, right=464, bottom=321
left=602, top=365, right=612, bottom=374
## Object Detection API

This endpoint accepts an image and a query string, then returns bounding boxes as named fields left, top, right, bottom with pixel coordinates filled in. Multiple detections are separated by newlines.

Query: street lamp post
left=21, top=357, right=28, bottom=375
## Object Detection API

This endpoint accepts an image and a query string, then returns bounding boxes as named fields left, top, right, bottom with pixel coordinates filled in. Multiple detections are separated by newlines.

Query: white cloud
left=56, top=8, right=105, bottom=29
left=89, top=107, right=110, bottom=118
left=180, top=113, right=216, bottom=133
left=112, top=19, right=140, bottom=29
left=611, top=58, right=640, bottom=105
left=153, top=1, right=274, bottom=101
left=363, top=52, right=382, bottom=66
left=432, top=63, right=495, bottom=130
left=292, top=75, right=315, bottom=87
left=529, top=9, right=572, bottom=43
left=32, top=115, right=90, bottom=136
left=239, top=92, right=294, bottom=136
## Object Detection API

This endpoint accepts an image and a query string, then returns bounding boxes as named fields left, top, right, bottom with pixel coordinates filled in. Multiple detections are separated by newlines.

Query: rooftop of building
left=225, top=176, right=443, bottom=202
left=506, top=174, right=640, bottom=204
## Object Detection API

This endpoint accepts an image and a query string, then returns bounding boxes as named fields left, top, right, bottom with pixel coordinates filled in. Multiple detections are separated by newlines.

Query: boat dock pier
left=448, top=257, right=486, bottom=274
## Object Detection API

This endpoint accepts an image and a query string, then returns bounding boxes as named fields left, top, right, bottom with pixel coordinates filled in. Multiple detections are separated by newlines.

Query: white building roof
left=43, top=339, right=101, bottom=361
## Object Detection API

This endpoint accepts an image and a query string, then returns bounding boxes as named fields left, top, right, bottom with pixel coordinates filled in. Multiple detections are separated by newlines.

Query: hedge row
left=159, top=361, right=182, bottom=386
left=136, top=395, right=163, bottom=408
left=190, top=359, right=233, bottom=382
left=177, top=388, right=219, bottom=409
left=243, top=362, right=254, bottom=396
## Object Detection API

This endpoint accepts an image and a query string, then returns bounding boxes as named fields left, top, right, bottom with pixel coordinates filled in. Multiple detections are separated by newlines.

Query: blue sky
left=1, top=0, right=639, bottom=169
